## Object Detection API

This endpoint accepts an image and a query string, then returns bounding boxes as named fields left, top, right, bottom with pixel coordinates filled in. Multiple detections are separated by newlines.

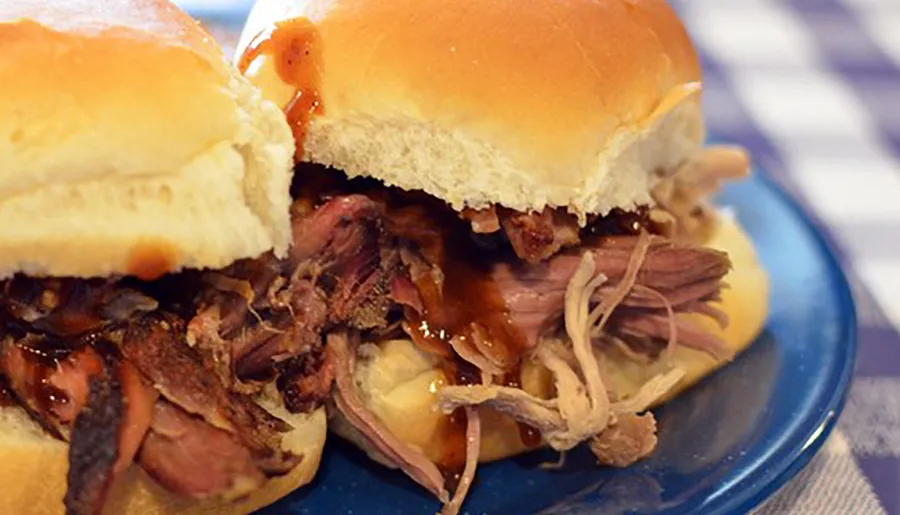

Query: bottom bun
left=0, top=401, right=326, bottom=515
left=334, top=214, right=769, bottom=464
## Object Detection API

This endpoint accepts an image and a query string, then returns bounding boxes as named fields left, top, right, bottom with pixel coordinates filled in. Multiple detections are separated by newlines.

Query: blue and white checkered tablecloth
left=182, top=0, right=900, bottom=512
left=672, top=2, right=899, bottom=513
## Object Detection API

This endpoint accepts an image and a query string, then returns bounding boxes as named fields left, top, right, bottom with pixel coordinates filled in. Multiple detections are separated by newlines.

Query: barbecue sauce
left=437, top=407, right=470, bottom=489
left=384, top=201, right=529, bottom=378
left=238, top=19, right=323, bottom=159
left=290, top=168, right=541, bottom=470
left=586, top=206, right=652, bottom=238
left=2, top=334, right=100, bottom=421
left=0, top=374, right=13, bottom=407
left=382, top=198, right=533, bottom=473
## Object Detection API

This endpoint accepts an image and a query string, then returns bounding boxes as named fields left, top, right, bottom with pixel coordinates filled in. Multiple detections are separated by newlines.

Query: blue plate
left=262, top=171, right=857, bottom=514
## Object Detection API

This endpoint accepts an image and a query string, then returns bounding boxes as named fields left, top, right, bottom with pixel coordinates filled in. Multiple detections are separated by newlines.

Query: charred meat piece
left=116, top=313, right=299, bottom=475
left=190, top=194, right=398, bottom=396
left=0, top=335, right=156, bottom=515
left=498, top=207, right=580, bottom=264
left=276, top=346, right=335, bottom=414
left=138, top=400, right=268, bottom=500
left=65, top=357, right=155, bottom=515
left=1, top=278, right=156, bottom=337
left=64, top=365, right=125, bottom=515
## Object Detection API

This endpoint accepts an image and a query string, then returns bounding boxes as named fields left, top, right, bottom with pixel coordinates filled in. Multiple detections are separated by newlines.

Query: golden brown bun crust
left=238, top=0, right=705, bottom=217
left=339, top=215, right=769, bottom=464
left=0, top=403, right=326, bottom=515
left=0, top=0, right=295, bottom=278
left=0, top=0, right=230, bottom=184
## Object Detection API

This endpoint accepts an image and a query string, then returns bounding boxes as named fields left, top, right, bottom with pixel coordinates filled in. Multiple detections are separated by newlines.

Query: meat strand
left=493, top=236, right=731, bottom=354
left=327, top=332, right=449, bottom=502
left=589, top=413, right=658, bottom=467
left=441, top=407, right=481, bottom=515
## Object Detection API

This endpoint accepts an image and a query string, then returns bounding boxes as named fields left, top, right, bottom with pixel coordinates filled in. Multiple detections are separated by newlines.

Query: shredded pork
left=442, top=406, right=481, bottom=515
left=652, top=145, right=751, bottom=242
left=439, top=234, right=688, bottom=464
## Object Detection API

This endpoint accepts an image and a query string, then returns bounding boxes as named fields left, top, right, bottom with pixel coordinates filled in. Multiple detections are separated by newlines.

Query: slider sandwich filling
left=275, top=146, right=748, bottom=508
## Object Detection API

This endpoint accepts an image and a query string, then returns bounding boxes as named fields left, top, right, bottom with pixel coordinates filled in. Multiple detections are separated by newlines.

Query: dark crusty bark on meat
left=115, top=314, right=299, bottom=475
left=497, top=207, right=580, bottom=263
left=0, top=278, right=303, bottom=510
left=1, top=277, right=157, bottom=337
left=189, top=194, right=400, bottom=412
left=64, top=366, right=125, bottom=515
left=276, top=348, right=335, bottom=414
left=63, top=354, right=144, bottom=515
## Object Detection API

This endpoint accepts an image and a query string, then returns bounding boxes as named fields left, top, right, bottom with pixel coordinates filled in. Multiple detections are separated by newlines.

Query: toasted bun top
left=0, top=0, right=295, bottom=279
left=237, top=0, right=704, bottom=218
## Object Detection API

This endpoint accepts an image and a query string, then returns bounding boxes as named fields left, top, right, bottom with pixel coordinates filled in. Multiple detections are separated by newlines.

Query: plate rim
left=703, top=171, right=858, bottom=515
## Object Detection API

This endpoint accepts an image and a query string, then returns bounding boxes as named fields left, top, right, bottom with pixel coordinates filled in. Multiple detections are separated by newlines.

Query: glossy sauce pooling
left=0, top=374, right=13, bottom=407
left=0, top=332, right=95, bottom=419
left=238, top=18, right=324, bottom=159
left=383, top=199, right=529, bottom=380
left=437, top=407, right=470, bottom=487
left=291, top=166, right=530, bottom=379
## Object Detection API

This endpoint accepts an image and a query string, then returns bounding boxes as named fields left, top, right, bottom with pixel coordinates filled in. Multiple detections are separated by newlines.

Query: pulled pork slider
left=0, top=1, right=331, bottom=514
left=237, top=0, right=769, bottom=512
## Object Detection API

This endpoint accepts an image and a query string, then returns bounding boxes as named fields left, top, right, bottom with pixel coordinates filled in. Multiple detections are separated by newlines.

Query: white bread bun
left=335, top=214, right=769, bottom=463
left=236, top=0, right=705, bottom=219
left=0, top=0, right=295, bottom=279
left=0, top=399, right=326, bottom=515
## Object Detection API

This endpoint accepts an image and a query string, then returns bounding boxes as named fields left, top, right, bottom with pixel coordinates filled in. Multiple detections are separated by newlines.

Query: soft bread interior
left=237, top=0, right=707, bottom=219
left=333, top=214, right=769, bottom=463
left=0, top=402, right=326, bottom=515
